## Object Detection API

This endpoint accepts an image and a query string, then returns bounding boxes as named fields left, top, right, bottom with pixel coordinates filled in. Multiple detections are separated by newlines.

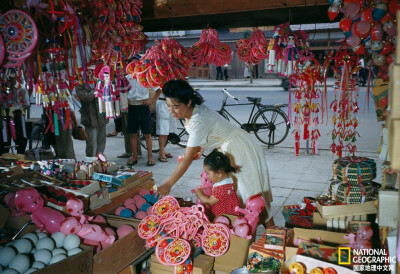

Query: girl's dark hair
left=162, top=79, right=204, bottom=106
left=204, top=149, right=237, bottom=173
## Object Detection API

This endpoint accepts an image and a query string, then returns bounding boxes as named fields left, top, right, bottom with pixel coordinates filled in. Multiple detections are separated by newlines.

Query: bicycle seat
left=246, top=97, right=261, bottom=104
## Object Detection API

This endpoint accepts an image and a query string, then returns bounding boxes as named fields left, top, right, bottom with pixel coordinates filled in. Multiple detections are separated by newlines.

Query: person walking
left=216, top=66, right=223, bottom=80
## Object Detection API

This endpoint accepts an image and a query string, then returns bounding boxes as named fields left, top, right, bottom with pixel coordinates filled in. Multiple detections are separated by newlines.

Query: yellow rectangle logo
left=338, top=247, right=351, bottom=265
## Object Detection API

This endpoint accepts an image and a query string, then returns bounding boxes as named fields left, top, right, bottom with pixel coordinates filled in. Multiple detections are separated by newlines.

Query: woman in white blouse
left=156, top=80, right=273, bottom=224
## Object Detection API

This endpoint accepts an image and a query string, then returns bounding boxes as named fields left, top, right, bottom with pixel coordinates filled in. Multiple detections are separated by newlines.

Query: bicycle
left=217, top=88, right=290, bottom=147
left=139, top=113, right=189, bottom=153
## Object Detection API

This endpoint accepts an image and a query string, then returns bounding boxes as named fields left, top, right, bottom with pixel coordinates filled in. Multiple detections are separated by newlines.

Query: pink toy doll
left=194, top=149, right=240, bottom=219
left=282, top=32, right=300, bottom=77
left=4, top=193, right=27, bottom=217
left=60, top=217, right=115, bottom=251
left=14, top=188, right=65, bottom=234
left=191, top=170, right=213, bottom=207
left=95, top=66, right=119, bottom=119
left=66, top=198, right=93, bottom=224
left=234, top=193, right=265, bottom=235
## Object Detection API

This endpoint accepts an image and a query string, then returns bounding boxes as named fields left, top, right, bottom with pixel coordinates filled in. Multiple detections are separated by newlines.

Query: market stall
left=0, top=0, right=399, bottom=273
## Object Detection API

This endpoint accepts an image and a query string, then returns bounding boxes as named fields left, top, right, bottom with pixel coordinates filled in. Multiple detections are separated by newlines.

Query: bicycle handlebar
left=221, top=88, right=239, bottom=101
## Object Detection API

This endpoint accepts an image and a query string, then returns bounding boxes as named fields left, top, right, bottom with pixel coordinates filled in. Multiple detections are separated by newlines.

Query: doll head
left=14, top=188, right=44, bottom=213
left=66, top=198, right=84, bottom=217
left=99, top=66, right=111, bottom=82
left=244, top=193, right=265, bottom=215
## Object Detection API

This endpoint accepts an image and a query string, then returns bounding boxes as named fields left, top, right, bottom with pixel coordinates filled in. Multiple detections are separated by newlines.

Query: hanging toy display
left=189, top=28, right=232, bottom=67
left=235, top=28, right=269, bottom=66
left=266, top=22, right=290, bottom=73
left=126, top=37, right=192, bottom=88
left=95, top=65, right=120, bottom=119
left=327, top=0, right=399, bottom=82
left=138, top=196, right=230, bottom=274
left=326, top=46, right=360, bottom=158
left=90, top=0, right=148, bottom=66
left=290, top=52, right=323, bottom=156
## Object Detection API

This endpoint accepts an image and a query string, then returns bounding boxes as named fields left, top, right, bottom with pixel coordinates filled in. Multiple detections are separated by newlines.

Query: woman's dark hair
left=204, top=149, right=237, bottom=173
left=162, top=79, right=204, bottom=106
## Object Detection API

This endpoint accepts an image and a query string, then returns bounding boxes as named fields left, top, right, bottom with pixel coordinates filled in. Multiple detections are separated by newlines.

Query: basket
left=336, top=182, right=374, bottom=204
left=281, top=205, right=313, bottom=228
left=333, top=156, right=376, bottom=186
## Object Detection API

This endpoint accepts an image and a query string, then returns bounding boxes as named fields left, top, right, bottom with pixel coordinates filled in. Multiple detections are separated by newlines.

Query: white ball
left=63, top=235, right=80, bottom=251
left=34, top=249, right=52, bottom=265
left=25, top=268, right=39, bottom=274
left=36, top=232, right=48, bottom=239
left=52, top=248, right=67, bottom=256
left=67, top=247, right=83, bottom=257
left=50, top=253, right=67, bottom=264
left=14, top=239, right=33, bottom=254
left=1, top=268, right=19, bottom=274
left=0, top=246, right=17, bottom=267
left=51, top=232, right=66, bottom=248
left=32, top=261, right=45, bottom=269
left=36, top=237, right=55, bottom=251
left=9, top=254, right=30, bottom=274
left=22, top=233, right=39, bottom=245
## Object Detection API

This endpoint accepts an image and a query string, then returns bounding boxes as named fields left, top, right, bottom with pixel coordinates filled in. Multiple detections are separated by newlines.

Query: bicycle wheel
left=29, top=124, right=43, bottom=149
left=252, top=108, right=289, bottom=146
left=175, top=118, right=188, bottom=148
left=139, top=131, right=163, bottom=153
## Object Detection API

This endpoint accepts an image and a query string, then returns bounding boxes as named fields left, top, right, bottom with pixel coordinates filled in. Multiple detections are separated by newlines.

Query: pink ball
left=126, top=204, right=138, bottom=213
left=133, top=195, right=146, bottom=209
left=115, top=206, right=126, bottom=216
left=214, top=216, right=231, bottom=227
left=92, top=215, right=107, bottom=224
left=233, top=216, right=248, bottom=227
left=124, top=198, right=136, bottom=207
left=117, top=225, right=135, bottom=239
left=135, top=210, right=147, bottom=220
left=139, top=189, right=150, bottom=196
left=146, top=206, right=153, bottom=216
left=233, top=223, right=251, bottom=239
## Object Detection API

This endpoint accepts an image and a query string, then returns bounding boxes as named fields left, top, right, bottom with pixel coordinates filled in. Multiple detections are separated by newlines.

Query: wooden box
left=150, top=254, right=214, bottom=274
left=316, top=200, right=377, bottom=218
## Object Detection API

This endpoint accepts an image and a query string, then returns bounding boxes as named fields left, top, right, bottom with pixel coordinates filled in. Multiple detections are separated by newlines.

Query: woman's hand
left=156, top=182, right=173, bottom=199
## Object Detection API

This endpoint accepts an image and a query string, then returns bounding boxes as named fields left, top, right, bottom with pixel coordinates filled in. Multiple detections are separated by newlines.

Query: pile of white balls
left=0, top=231, right=82, bottom=274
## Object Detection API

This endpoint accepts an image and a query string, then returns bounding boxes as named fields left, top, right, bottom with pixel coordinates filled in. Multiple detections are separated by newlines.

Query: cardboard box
left=64, top=180, right=101, bottom=195
left=91, top=171, right=139, bottom=187
left=285, top=228, right=350, bottom=260
left=92, top=220, right=147, bottom=273
left=89, top=188, right=111, bottom=210
left=214, top=214, right=253, bottom=273
left=316, top=200, right=377, bottom=218
left=282, top=255, right=358, bottom=274
left=378, top=190, right=399, bottom=228
left=35, top=245, right=94, bottom=274
left=0, top=205, right=11, bottom=229
left=150, top=254, right=214, bottom=274
left=90, top=177, right=154, bottom=215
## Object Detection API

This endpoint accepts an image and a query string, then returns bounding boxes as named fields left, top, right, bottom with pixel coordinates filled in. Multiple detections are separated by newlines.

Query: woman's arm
left=156, top=146, right=201, bottom=197
left=195, top=189, right=219, bottom=206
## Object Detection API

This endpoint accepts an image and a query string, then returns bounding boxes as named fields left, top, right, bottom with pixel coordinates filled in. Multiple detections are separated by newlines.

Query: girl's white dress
left=185, top=105, right=272, bottom=218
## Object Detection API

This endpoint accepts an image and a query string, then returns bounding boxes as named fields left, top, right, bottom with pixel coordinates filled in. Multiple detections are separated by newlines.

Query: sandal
left=107, top=132, right=118, bottom=137
left=158, top=157, right=168, bottom=162
left=147, top=160, right=155, bottom=166
left=127, top=159, right=138, bottom=165
left=165, top=153, right=173, bottom=158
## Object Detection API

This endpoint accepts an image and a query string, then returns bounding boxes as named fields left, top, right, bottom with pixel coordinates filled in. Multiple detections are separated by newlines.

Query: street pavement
left=29, top=77, right=383, bottom=232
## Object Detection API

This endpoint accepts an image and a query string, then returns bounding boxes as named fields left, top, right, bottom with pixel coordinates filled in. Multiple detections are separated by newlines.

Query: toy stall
left=1, top=0, right=400, bottom=273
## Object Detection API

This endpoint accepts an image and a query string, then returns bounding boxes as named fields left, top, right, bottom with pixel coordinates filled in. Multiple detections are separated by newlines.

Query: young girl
left=195, top=149, right=240, bottom=218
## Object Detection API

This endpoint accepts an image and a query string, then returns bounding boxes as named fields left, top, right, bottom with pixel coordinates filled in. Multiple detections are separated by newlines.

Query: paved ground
left=29, top=77, right=382, bottom=231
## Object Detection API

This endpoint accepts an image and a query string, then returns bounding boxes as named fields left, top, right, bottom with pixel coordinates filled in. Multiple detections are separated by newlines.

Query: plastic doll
left=65, top=197, right=93, bottom=224
left=95, top=66, right=119, bottom=119
left=14, top=188, right=65, bottom=234
left=191, top=170, right=213, bottom=208
left=194, top=149, right=240, bottom=218
left=60, top=217, right=115, bottom=251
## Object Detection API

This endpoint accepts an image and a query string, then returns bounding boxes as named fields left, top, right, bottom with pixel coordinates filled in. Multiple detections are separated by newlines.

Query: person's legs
left=122, top=112, right=131, bottom=155
left=129, top=132, right=139, bottom=164
left=144, top=133, right=154, bottom=165
left=85, top=126, right=97, bottom=157
left=126, top=105, right=140, bottom=164
left=140, top=105, right=154, bottom=165
left=97, top=124, right=106, bottom=154
left=158, top=135, right=168, bottom=161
